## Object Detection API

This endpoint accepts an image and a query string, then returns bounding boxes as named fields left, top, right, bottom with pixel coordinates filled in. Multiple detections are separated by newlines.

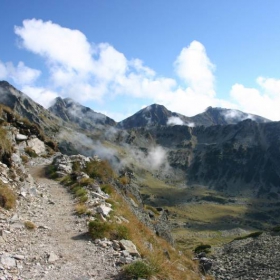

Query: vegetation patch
left=232, top=231, right=263, bottom=241
left=85, top=160, right=114, bottom=182
left=0, top=182, right=16, bottom=210
left=194, top=244, right=211, bottom=254
left=24, top=147, right=37, bottom=158
left=24, top=220, right=36, bottom=230
left=123, top=260, right=159, bottom=279
left=75, top=203, right=88, bottom=215
left=271, top=225, right=280, bottom=233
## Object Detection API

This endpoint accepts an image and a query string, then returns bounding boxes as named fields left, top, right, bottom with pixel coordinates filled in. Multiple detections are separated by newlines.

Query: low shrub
left=85, top=160, right=114, bottom=182
left=0, top=183, right=16, bottom=209
left=144, top=205, right=159, bottom=216
left=271, top=225, right=280, bottom=232
left=88, top=220, right=113, bottom=239
left=46, top=165, right=59, bottom=179
left=111, top=224, right=130, bottom=240
left=24, top=220, right=36, bottom=230
left=79, top=177, right=94, bottom=186
left=123, top=260, right=159, bottom=279
left=233, top=231, right=263, bottom=241
left=72, top=161, right=81, bottom=172
left=20, top=155, right=29, bottom=163
left=194, top=244, right=211, bottom=254
left=75, top=203, right=87, bottom=215
left=75, top=187, right=87, bottom=197
left=24, top=147, right=37, bottom=158
left=119, top=175, right=129, bottom=185
left=101, top=184, right=114, bottom=195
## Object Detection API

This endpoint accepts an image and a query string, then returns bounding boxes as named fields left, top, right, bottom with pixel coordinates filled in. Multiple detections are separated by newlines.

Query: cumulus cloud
left=174, top=40, right=215, bottom=97
left=0, top=60, right=41, bottom=85
left=230, top=78, right=280, bottom=121
left=15, top=19, right=93, bottom=72
left=5, top=18, right=279, bottom=121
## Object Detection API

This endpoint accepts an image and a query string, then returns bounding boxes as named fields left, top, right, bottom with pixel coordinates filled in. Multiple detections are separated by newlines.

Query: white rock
left=27, top=137, right=46, bottom=155
left=16, top=134, right=28, bottom=141
left=48, top=252, right=59, bottom=263
left=119, top=240, right=140, bottom=257
left=97, top=204, right=112, bottom=216
left=1, top=255, right=16, bottom=268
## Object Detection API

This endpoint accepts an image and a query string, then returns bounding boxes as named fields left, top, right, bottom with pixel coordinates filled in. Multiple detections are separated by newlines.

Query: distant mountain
left=0, top=81, right=62, bottom=135
left=190, top=106, right=270, bottom=127
left=117, top=104, right=192, bottom=129
left=116, top=119, right=280, bottom=198
left=117, top=104, right=270, bottom=129
left=49, top=97, right=116, bottom=130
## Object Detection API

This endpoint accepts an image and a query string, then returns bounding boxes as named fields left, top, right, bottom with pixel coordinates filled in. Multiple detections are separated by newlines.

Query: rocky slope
left=49, top=97, right=116, bottom=130
left=0, top=81, right=63, bottom=136
left=210, top=232, right=280, bottom=279
left=0, top=157, right=120, bottom=280
left=115, top=119, right=280, bottom=198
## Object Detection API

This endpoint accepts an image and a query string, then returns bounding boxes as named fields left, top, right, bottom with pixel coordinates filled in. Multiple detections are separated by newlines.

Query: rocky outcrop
left=0, top=81, right=62, bottom=136
left=211, top=232, right=280, bottom=279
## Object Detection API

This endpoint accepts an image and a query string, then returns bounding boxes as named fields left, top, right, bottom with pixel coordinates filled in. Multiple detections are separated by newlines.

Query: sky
left=1, top=0, right=280, bottom=121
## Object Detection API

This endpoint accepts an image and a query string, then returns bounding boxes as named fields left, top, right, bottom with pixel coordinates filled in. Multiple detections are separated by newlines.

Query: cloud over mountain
left=0, top=18, right=278, bottom=121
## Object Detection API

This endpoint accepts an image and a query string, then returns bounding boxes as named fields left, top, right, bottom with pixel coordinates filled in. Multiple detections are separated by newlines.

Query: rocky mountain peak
left=117, top=103, right=188, bottom=129
left=49, top=97, right=116, bottom=129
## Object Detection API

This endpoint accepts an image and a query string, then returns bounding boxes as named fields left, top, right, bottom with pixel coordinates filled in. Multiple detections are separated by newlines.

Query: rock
left=97, top=204, right=112, bottom=216
left=16, top=134, right=28, bottom=140
left=13, top=255, right=25, bottom=260
left=47, top=252, right=59, bottom=263
left=11, top=153, right=22, bottom=165
left=1, top=255, right=16, bottom=268
left=27, top=137, right=46, bottom=155
left=119, top=240, right=140, bottom=257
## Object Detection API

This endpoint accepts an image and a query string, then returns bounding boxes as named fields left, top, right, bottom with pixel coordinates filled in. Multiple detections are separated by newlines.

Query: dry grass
left=104, top=186, right=200, bottom=280
left=0, top=182, right=16, bottom=210
left=75, top=203, right=88, bottom=215
left=24, top=220, right=36, bottom=230
left=0, top=127, right=13, bottom=157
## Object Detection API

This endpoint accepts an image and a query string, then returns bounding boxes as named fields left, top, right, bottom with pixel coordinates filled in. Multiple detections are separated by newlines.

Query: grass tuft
left=0, top=183, right=16, bottom=210
left=123, top=260, right=159, bottom=279
left=24, top=220, right=36, bottom=230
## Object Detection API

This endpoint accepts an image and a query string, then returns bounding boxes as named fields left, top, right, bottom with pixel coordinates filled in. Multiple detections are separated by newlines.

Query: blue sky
left=1, top=0, right=280, bottom=121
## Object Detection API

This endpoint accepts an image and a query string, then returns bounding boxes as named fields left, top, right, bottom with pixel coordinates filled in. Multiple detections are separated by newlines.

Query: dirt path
left=0, top=162, right=120, bottom=280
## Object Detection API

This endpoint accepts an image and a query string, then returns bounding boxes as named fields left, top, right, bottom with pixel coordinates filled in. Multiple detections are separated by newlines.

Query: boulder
left=27, top=137, right=46, bottom=155
left=97, top=204, right=112, bottom=216
left=119, top=240, right=140, bottom=257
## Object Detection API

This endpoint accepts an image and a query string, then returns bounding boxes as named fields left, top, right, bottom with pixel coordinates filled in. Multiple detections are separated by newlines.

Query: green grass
left=123, top=260, right=160, bottom=279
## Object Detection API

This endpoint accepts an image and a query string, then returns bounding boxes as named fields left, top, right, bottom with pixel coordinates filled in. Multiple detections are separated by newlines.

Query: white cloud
left=167, top=116, right=184, bottom=126
left=9, top=19, right=280, bottom=121
left=174, top=40, right=215, bottom=97
left=0, top=60, right=41, bottom=85
left=230, top=80, right=280, bottom=121
left=21, top=85, right=58, bottom=108
left=15, top=19, right=93, bottom=72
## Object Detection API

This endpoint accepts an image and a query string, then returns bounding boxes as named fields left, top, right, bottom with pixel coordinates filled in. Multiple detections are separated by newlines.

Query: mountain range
left=0, top=80, right=279, bottom=200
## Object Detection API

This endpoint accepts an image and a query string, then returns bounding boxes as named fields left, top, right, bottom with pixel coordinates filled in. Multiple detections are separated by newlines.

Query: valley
left=1, top=80, right=280, bottom=279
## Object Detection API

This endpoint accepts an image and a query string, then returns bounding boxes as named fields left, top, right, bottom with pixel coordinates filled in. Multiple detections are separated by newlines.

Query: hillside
left=0, top=93, right=202, bottom=279
left=1, top=81, right=280, bottom=279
